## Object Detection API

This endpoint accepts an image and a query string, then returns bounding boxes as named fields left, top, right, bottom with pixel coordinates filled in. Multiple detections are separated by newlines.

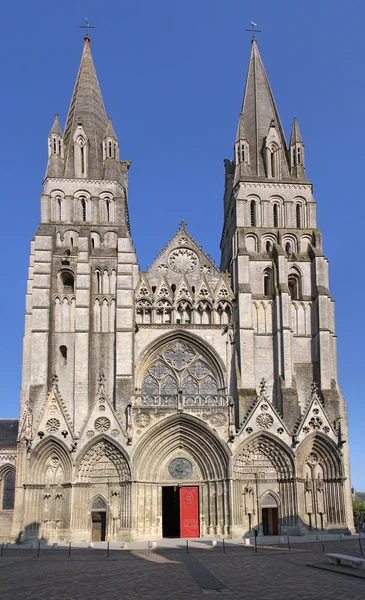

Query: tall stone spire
left=63, top=36, right=108, bottom=179
left=235, top=38, right=290, bottom=181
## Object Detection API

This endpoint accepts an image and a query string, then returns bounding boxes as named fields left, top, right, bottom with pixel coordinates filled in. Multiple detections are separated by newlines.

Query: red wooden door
left=180, top=486, right=199, bottom=538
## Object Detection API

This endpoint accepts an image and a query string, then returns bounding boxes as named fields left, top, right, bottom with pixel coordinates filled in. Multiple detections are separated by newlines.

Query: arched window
left=59, top=345, right=67, bottom=366
left=95, top=270, right=101, bottom=294
left=106, top=198, right=111, bottom=222
left=57, top=197, right=62, bottom=221
left=2, top=470, right=15, bottom=510
left=288, top=274, right=301, bottom=300
left=177, top=302, right=192, bottom=324
left=285, top=242, right=292, bottom=257
left=250, top=200, right=256, bottom=227
left=273, top=204, right=279, bottom=228
left=79, top=139, right=85, bottom=175
left=264, top=268, right=273, bottom=296
left=80, top=197, right=87, bottom=222
left=296, top=204, right=301, bottom=228
left=60, top=271, right=74, bottom=294
left=271, top=150, right=276, bottom=177
left=217, top=302, right=231, bottom=325
left=74, top=133, right=88, bottom=178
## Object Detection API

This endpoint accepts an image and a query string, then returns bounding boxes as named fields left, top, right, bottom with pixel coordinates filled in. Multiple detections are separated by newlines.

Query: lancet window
left=250, top=200, right=256, bottom=226
left=2, top=469, right=15, bottom=510
left=288, top=272, right=301, bottom=300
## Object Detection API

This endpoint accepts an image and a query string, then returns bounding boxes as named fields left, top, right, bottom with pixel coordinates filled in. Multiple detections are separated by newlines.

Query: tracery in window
left=141, top=341, right=219, bottom=401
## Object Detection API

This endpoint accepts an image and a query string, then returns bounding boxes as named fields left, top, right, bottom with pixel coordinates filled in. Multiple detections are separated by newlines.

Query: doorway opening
left=91, top=511, right=106, bottom=541
left=162, top=486, right=180, bottom=537
left=262, top=507, right=279, bottom=535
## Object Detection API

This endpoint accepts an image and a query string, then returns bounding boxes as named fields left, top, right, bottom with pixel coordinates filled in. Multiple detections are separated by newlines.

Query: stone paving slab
left=0, top=541, right=364, bottom=599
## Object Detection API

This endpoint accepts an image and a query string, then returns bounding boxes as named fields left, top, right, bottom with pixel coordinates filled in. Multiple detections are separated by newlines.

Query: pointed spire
left=45, top=113, right=64, bottom=179
left=49, top=113, right=63, bottom=137
left=63, top=37, right=108, bottom=179
left=290, top=117, right=303, bottom=145
left=235, top=39, right=289, bottom=180
left=104, top=117, right=118, bottom=140
left=289, top=117, right=307, bottom=180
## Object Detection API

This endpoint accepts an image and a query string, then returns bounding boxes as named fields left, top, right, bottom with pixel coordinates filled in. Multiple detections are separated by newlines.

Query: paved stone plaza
left=0, top=538, right=364, bottom=599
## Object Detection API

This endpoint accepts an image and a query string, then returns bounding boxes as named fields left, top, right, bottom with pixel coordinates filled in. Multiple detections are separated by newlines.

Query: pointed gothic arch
left=136, top=331, right=226, bottom=394
left=133, top=413, right=230, bottom=481
left=0, top=464, right=16, bottom=510
left=296, top=433, right=346, bottom=529
left=76, top=436, right=131, bottom=482
left=29, top=437, right=72, bottom=484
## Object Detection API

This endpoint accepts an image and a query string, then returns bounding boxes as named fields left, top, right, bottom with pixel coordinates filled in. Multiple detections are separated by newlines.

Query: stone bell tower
left=11, top=35, right=139, bottom=539
left=220, top=37, right=353, bottom=531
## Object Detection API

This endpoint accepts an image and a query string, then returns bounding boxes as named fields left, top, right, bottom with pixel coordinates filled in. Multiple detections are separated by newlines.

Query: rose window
left=46, top=418, right=60, bottom=433
left=256, top=413, right=274, bottom=430
left=94, top=417, right=111, bottom=432
left=168, top=248, right=198, bottom=274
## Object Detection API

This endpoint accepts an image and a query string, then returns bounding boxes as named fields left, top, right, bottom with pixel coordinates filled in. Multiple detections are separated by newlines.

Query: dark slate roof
left=0, top=419, right=19, bottom=448
left=355, top=492, right=365, bottom=503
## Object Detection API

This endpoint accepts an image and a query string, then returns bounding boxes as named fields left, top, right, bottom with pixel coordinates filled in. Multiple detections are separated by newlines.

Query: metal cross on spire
left=79, top=17, right=95, bottom=40
left=245, top=21, right=262, bottom=39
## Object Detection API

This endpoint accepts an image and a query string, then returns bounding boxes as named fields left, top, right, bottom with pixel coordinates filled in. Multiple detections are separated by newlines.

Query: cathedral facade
left=0, top=35, right=354, bottom=542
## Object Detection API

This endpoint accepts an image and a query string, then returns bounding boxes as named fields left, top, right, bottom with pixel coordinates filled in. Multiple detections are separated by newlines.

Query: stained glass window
left=141, top=341, right=219, bottom=397
left=2, top=470, right=15, bottom=510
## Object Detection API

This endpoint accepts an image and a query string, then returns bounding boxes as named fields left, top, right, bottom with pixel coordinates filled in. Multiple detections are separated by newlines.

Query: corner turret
left=289, top=118, right=307, bottom=181
left=45, top=113, right=64, bottom=178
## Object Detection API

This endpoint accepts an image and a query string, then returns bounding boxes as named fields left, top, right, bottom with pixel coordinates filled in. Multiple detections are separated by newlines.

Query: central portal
left=162, top=486, right=199, bottom=538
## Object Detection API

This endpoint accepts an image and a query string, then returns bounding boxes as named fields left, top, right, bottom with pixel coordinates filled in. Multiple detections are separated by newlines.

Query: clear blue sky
left=1, top=1, right=364, bottom=488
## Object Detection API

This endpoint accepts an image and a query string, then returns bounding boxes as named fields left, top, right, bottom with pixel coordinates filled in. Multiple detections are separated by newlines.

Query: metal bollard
left=223, top=538, right=226, bottom=554
left=107, top=541, right=110, bottom=557
left=0, top=542, right=4, bottom=557
left=37, top=541, right=41, bottom=557
left=287, top=536, right=291, bottom=551
left=68, top=542, right=71, bottom=558
left=359, top=537, right=364, bottom=556
left=186, top=539, right=189, bottom=554
left=254, top=529, right=258, bottom=554
left=322, top=539, right=325, bottom=553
